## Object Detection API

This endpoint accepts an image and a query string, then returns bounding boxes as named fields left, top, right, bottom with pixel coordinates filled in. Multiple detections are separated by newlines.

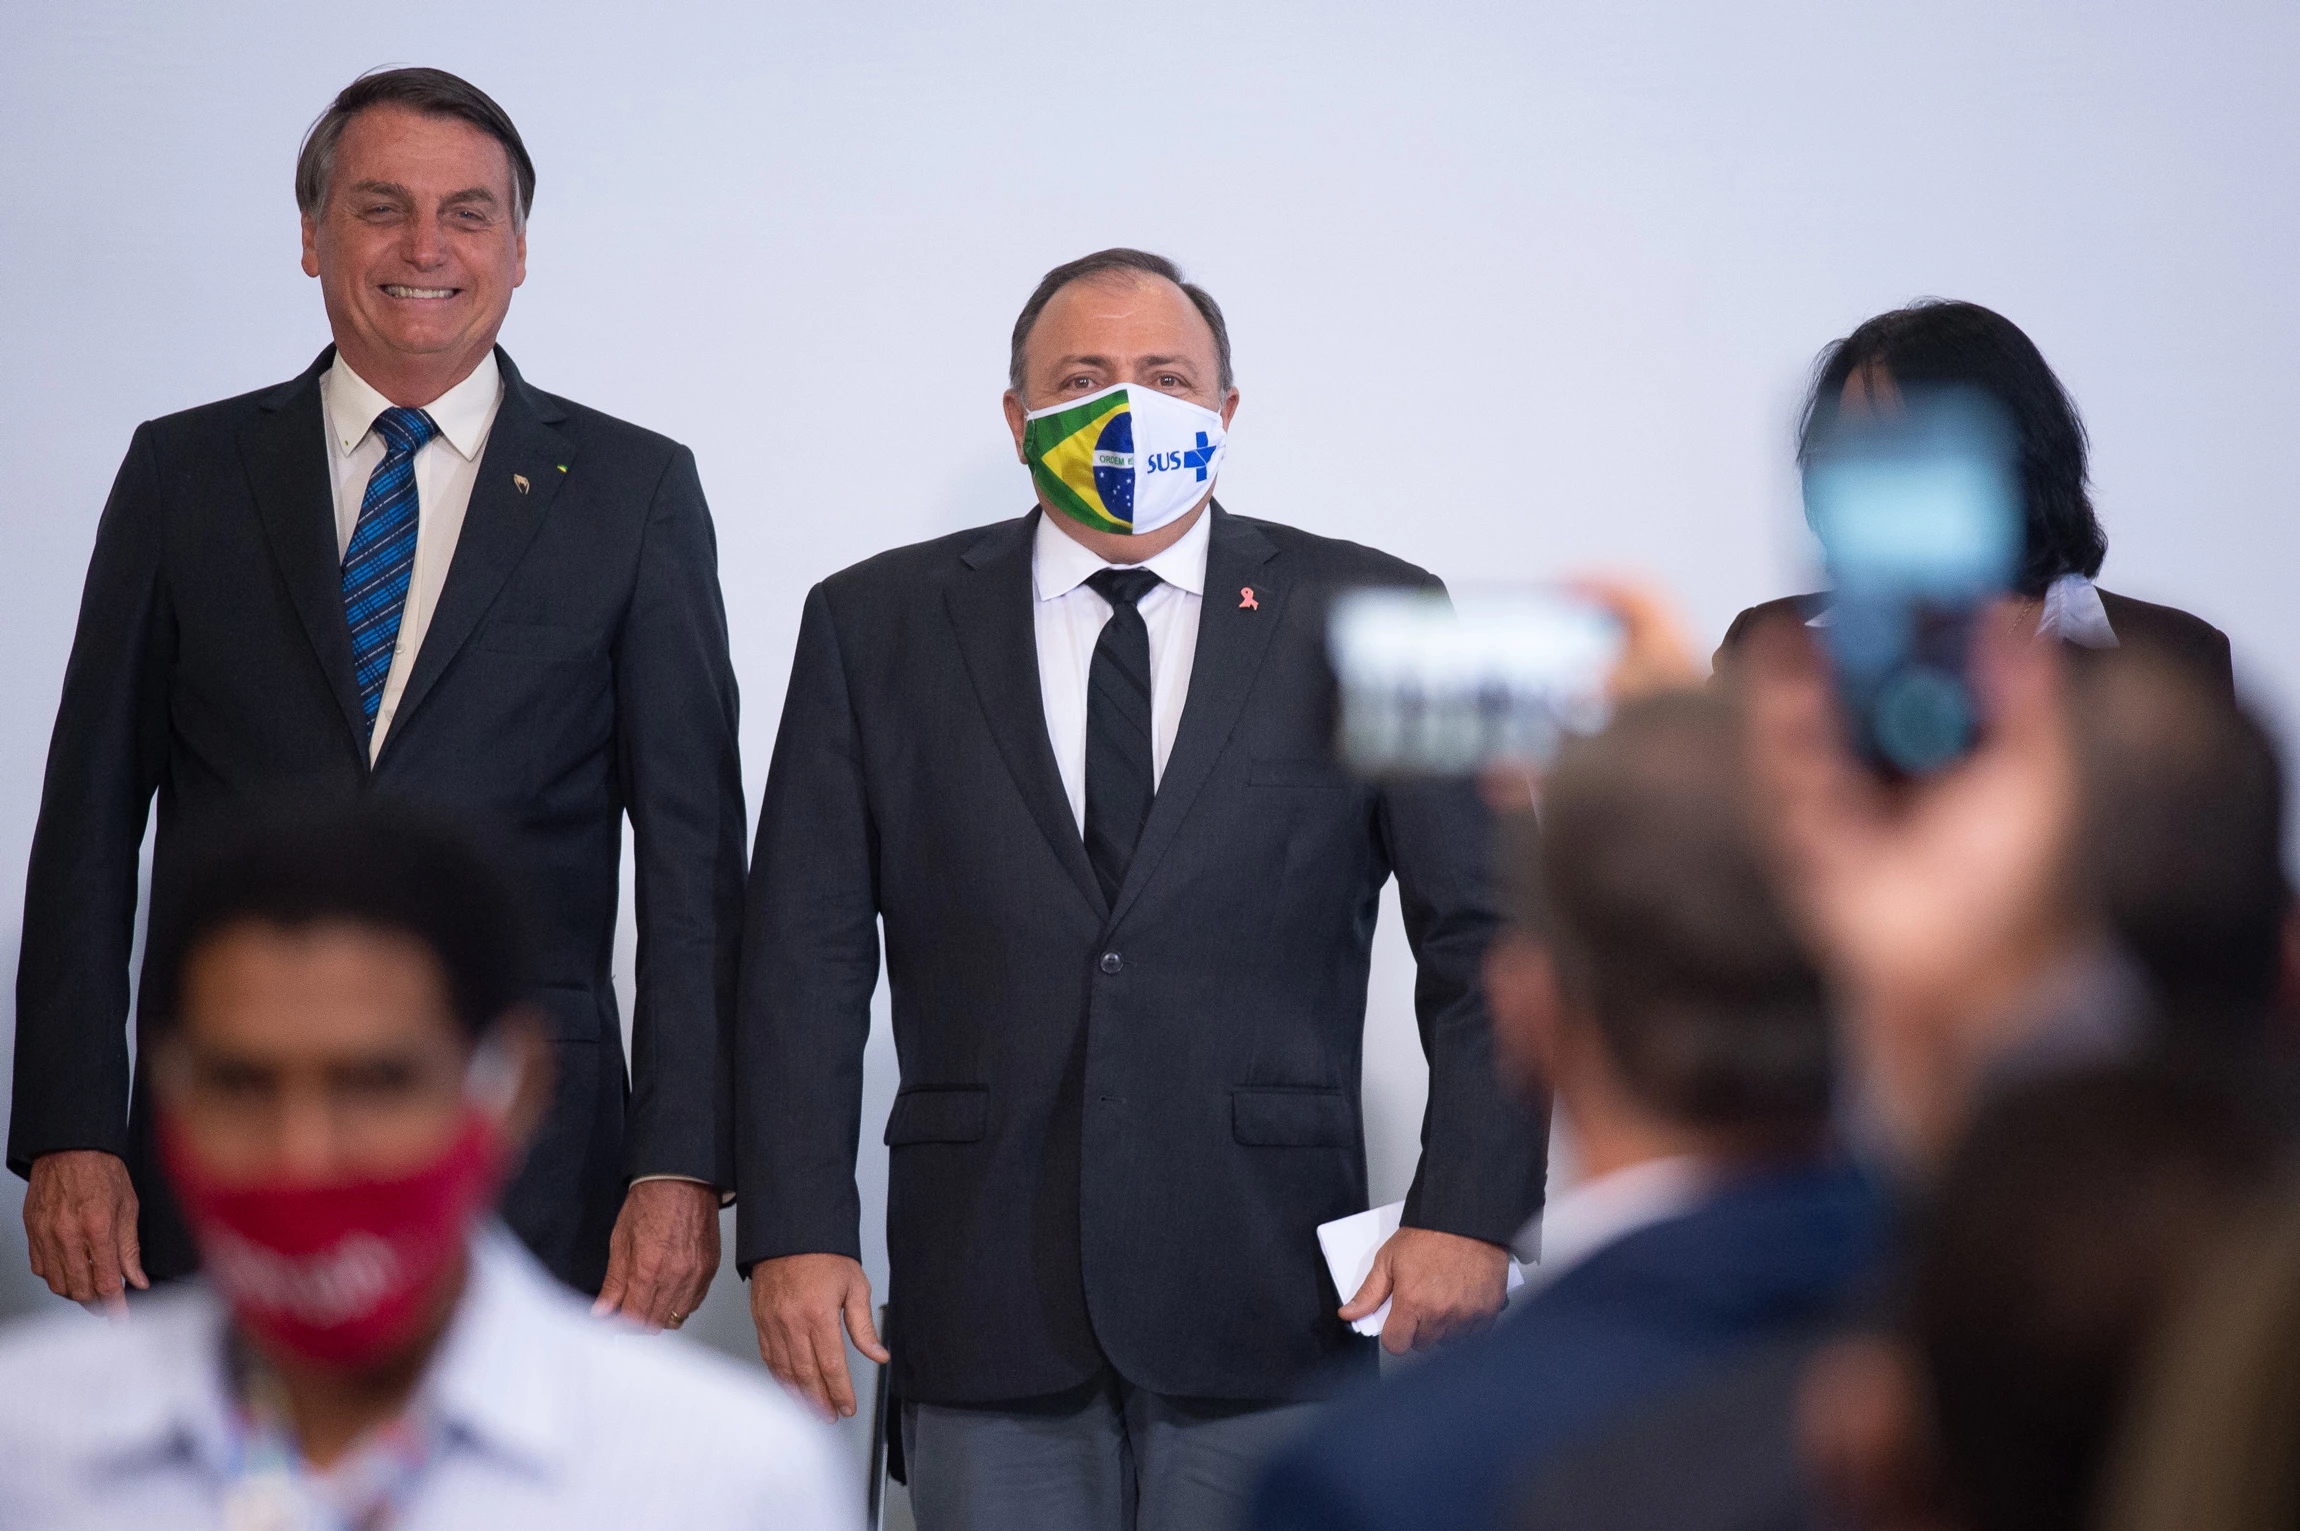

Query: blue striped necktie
left=342, top=406, right=439, bottom=734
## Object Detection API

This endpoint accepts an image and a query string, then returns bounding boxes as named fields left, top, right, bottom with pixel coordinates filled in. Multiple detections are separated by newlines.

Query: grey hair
left=296, top=67, right=535, bottom=229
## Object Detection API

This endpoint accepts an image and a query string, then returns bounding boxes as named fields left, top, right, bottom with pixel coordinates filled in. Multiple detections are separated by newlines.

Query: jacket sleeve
left=1374, top=570, right=1549, bottom=1246
left=9, top=425, right=175, bottom=1177
left=1380, top=770, right=1550, bottom=1246
left=611, top=445, right=748, bottom=1188
left=732, top=581, right=882, bottom=1270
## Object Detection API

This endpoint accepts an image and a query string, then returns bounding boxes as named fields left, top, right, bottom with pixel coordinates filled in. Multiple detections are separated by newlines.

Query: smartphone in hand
left=1804, top=389, right=2021, bottom=777
left=1327, top=588, right=1623, bottom=776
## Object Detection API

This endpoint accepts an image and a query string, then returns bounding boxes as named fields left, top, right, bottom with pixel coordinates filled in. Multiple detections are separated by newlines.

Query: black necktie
left=1084, top=567, right=1163, bottom=905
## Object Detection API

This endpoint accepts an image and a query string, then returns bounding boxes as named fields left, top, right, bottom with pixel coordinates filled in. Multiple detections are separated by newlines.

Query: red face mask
left=160, top=1110, right=507, bottom=1369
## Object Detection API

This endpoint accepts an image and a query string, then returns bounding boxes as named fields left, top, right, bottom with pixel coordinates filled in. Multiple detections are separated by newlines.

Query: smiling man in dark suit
left=737, top=248, right=1547, bottom=1531
left=11, top=68, right=744, bottom=1329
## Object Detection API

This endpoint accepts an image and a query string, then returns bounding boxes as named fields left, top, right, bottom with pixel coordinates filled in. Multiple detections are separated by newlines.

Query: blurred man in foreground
left=1250, top=690, right=1885, bottom=1531
left=0, top=807, right=849, bottom=1529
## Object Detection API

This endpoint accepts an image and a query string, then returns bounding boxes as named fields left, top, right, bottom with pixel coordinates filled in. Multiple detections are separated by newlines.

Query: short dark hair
left=2073, top=655, right=2291, bottom=1037
left=296, top=67, right=536, bottom=227
left=1800, top=300, right=2108, bottom=597
left=1530, top=691, right=1831, bottom=1128
left=147, top=801, right=531, bottom=1042
left=1009, top=248, right=1234, bottom=394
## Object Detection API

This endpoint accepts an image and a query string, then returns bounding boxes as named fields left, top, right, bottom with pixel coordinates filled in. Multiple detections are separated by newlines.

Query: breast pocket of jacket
left=883, top=1086, right=989, bottom=1147
left=1232, top=1086, right=1355, bottom=1147
left=471, top=621, right=602, bottom=664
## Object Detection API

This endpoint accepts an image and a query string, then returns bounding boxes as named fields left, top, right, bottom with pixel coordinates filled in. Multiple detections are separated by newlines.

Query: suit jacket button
left=1099, top=951, right=1123, bottom=975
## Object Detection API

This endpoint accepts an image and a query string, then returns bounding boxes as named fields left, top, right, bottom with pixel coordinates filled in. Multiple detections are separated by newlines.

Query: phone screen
left=1803, top=390, right=2021, bottom=776
left=1328, top=589, right=1622, bottom=776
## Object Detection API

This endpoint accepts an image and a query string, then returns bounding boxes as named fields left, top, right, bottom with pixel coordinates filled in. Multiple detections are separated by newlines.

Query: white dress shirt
left=0, top=1225, right=858, bottom=1530
left=1032, top=508, right=1210, bottom=834
left=322, top=351, right=504, bottom=759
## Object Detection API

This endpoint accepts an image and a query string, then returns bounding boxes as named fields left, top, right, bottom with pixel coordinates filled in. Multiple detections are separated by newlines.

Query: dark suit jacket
left=1714, top=589, right=2234, bottom=695
left=9, top=346, right=746, bottom=1293
left=734, top=504, right=1547, bottom=1405
left=1247, top=1163, right=1885, bottom=1531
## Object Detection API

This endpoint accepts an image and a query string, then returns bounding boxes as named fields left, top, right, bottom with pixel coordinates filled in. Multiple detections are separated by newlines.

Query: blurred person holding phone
left=1716, top=301, right=2231, bottom=694
left=0, top=805, right=851, bottom=1529
left=736, top=248, right=1545, bottom=1531
left=12, top=66, right=744, bottom=1329
left=1506, top=643, right=2300, bottom=1531
left=1251, top=690, right=1886, bottom=1531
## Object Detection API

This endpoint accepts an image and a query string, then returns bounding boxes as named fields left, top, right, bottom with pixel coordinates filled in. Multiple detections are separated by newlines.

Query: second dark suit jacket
left=9, top=346, right=747, bottom=1292
left=735, top=504, right=1547, bottom=1405
left=1248, top=1164, right=1886, bottom=1531
left=1714, top=588, right=2234, bottom=695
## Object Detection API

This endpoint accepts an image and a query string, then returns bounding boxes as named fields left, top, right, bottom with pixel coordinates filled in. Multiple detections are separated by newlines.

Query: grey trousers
left=902, top=1371, right=1317, bottom=1531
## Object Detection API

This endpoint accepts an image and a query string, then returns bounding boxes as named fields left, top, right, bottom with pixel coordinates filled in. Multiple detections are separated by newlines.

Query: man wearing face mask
left=0, top=805, right=851, bottom=1528
left=738, top=248, right=1546, bottom=1530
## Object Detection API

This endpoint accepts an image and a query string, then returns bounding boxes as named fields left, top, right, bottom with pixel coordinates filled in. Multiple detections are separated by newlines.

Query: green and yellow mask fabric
left=1021, top=382, right=1227, bottom=536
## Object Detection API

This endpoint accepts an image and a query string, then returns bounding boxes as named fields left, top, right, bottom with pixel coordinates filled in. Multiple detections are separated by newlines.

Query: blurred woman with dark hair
left=1717, top=301, right=2233, bottom=691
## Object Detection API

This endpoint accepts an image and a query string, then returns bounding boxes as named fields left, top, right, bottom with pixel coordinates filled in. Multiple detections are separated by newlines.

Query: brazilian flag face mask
left=1021, top=382, right=1227, bottom=537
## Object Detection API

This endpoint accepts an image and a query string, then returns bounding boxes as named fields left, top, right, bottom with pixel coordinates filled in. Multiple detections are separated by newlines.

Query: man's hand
left=749, top=1252, right=889, bottom=1419
left=592, top=1178, right=721, bottom=1332
left=1339, top=1226, right=1510, bottom=1356
left=24, top=1150, right=146, bottom=1314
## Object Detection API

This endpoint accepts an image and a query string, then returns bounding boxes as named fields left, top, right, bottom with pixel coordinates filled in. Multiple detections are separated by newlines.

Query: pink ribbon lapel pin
left=1239, top=586, right=1260, bottom=610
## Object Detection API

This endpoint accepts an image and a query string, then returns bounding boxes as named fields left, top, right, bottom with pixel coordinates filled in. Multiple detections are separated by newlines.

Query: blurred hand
left=1339, top=1225, right=1510, bottom=1355
left=24, top=1149, right=146, bottom=1314
left=593, top=1178, right=720, bottom=1331
left=749, top=1252, right=888, bottom=1419
left=1480, top=576, right=1704, bottom=813
left=1741, top=607, right=2084, bottom=1163
left=1574, top=575, right=1705, bottom=700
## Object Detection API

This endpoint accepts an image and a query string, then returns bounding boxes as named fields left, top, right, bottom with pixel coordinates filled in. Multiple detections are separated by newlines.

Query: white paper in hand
left=1317, top=1199, right=1526, bottom=1337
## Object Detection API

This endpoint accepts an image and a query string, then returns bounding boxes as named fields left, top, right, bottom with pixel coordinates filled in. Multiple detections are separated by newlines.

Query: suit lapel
left=377, top=349, right=574, bottom=762
left=1108, top=505, right=1285, bottom=928
left=241, top=349, right=371, bottom=753
left=945, top=511, right=1109, bottom=920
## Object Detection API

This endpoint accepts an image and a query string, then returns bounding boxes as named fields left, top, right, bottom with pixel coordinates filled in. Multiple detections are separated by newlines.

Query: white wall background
left=4, top=0, right=2295, bottom=1493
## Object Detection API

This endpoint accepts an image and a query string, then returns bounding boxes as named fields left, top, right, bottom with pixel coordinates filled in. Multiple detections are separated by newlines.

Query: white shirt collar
left=1031, top=504, right=1212, bottom=603
left=1523, top=1154, right=1712, bottom=1295
left=325, top=350, right=503, bottom=463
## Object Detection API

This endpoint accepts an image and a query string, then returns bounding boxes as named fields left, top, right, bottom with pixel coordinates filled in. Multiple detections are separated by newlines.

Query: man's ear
left=1486, top=932, right=1564, bottom=1093
left=478, top=1008, right=554, bottom=1152
left=300, top=216, right=321, bottom=279
left=1003, top=389, right=1029, bottom=463
left=1218, top=385, right=1240, bottom=429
